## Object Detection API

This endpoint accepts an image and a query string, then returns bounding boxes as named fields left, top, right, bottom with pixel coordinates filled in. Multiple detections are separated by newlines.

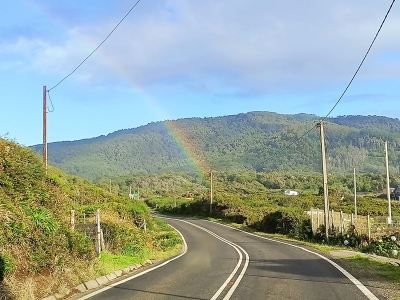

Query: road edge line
left=208, top=220, right=379, bottom=300
left=77, top=223, right=188, bottom=300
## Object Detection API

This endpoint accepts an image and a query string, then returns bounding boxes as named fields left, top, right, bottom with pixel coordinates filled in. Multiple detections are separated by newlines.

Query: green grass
left=344, top=256, right=400, bottom=283
left=96, top=252, right=142, bottom=275
left=95, top=244, right=183, bottom=276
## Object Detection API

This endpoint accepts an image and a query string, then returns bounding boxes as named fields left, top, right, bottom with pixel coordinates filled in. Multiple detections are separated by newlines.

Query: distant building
left=391, top=185, right=400, bottom=200
left=284, top=190, right=298, bottom=196
left=383, top=187, right=395, bottom=194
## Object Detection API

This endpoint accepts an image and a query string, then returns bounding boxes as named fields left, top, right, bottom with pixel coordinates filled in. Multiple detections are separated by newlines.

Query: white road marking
left=209, top=220, right=379, bottom=300
left=78, top=222, right=187, bottom=300
left=175, top=219, right=250, bottom=300
left=79, top=217, right=250, bottom=300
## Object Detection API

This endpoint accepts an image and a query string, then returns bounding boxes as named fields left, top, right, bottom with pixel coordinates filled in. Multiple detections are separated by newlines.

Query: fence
left=70, top=209, right=104, bottom=257
left=309, top=208, right=400, bottom=239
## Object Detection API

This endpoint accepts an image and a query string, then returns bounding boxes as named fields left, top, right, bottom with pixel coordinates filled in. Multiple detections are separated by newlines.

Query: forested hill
left=32, top=111, right=400, bottom=180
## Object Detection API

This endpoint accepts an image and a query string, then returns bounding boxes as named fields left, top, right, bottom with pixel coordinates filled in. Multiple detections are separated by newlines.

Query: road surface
left=80, top=217, right=380, bottom=300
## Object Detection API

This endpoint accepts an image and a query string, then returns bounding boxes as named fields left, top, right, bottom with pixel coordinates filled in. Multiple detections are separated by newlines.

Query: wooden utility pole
left=354, top=168, right=357, bottom=218
left=384, top=141, right=392, bottom=225
left=173, top=182, right=177, bottom=208
left=43, top=86, right=48, bottom=174
left=210, top=170, right=213, bottom=214
left=317, top=121, right=329, bottom=239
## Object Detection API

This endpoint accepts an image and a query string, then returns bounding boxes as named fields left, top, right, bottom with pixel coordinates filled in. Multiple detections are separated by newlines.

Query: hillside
left=32, top=111, right=400, bottom=180
left=0, top=138, right=181, bottom=299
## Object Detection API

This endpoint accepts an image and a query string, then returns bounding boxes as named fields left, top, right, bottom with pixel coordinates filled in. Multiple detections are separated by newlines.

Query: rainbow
left=163, top=119, right=210, bottom=176
left=138, top=94, right=210, bottom=177
left=31, top=1, right=210, bottom=176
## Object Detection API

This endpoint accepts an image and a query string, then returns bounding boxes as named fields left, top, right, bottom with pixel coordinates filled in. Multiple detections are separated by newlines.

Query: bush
left=27, top=208, right=58, bottom=235
left=0, top=252, right=15, bottom=281
left=65, top=230, right=96, bottom=260
left=101, top=222, right=146, bottom=255
left=364, top=234, right=399, bottom=257
left=155, top=232, right=181, bottom=251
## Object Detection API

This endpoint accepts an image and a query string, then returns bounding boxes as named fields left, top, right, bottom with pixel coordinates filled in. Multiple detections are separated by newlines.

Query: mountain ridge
left=32, top=111, right=400, bottom=180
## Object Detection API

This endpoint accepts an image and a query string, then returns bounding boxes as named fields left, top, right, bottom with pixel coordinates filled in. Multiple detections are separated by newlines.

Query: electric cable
left=47, top=90, right=54, bottom=112
left=274, top=0, right=396, bottom=159
left=48, top=0, right=142, bottom=92
left=321, top=0, right=396, bottom=121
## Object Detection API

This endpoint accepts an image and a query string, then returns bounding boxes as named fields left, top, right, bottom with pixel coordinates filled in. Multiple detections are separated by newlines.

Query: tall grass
left=0, top=138, right=182, bottom=299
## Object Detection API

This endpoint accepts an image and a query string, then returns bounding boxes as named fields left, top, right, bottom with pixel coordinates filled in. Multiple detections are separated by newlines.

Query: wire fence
left=71, top=211, right=97, bottom=236
left=70, top=210, right=103, bottom=257
left=309, top=208, right=400, bottom=239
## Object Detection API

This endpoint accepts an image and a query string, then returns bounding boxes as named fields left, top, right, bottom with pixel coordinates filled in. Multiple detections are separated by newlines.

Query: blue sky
left=1, top=0, right=399, bottom=146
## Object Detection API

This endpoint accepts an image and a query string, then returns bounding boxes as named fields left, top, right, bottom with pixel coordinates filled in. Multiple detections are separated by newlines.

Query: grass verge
left=343, top=256, right=400, bottom=283
left=207, top=216, right=348, bottom=253
left=94, top=244, right=183, bottom=276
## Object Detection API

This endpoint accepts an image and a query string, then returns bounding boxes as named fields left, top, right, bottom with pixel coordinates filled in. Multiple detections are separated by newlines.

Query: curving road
left=79, top=217, right=381, bottom=300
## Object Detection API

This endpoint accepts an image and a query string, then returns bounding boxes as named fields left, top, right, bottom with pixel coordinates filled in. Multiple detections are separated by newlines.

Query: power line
left=321, top=0, right=396, bottom=121
left=48, top=0, right=142, bottom=92
left=273, top=120, right=320, bottom=158
left=275, top=0, right=396, bottom=158
left=46, top=90, right=54, bottom=112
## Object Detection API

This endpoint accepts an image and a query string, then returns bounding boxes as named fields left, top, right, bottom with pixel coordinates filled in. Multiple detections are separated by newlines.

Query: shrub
left=27, top=208, right=58, bottom=235
left=155, top=232, right=181, bottom=251
left=0, top=252, right=15, bottom=281
left=364, top=234, right=399, bottom=257
left=65, top=230, right=96, bottom=260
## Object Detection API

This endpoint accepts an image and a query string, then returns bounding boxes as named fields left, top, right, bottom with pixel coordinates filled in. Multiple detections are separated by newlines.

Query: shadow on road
left=106, top=285, right=209, bottom=300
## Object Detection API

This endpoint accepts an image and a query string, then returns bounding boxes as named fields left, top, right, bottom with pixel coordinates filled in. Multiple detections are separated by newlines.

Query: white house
left=284, top=190, right=298, bottom=196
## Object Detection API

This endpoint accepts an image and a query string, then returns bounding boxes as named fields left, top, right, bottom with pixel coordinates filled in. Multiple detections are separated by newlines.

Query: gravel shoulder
left=329, top=250, right=400, bottom=300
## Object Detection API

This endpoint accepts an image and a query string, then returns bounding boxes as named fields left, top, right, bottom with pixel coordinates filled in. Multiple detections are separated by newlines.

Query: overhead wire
left=273, top=0, right=396, bottom=160
left=47, top=0, right=142, bottom=92
left=47, top=90, right=54, bottom=112
left=321, top=0, right=396, bottom=121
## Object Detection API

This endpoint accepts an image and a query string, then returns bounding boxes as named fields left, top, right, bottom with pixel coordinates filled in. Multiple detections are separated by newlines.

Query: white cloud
left=6, top=0, right=400, bottom=94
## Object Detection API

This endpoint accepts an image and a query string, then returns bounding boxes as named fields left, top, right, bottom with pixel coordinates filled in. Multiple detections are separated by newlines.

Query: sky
left=1, top=0, right=399, bottom=146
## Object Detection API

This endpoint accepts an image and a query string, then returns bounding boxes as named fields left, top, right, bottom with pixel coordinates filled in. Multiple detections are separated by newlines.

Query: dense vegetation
left=138, top=171, right=400, bottom=256
left=104, top=170, right=400, bottom=237
left=99, top=170, right=400, bottom=202
left=32, top=112, right=400, bottom=180
left=0, top=138, right=181, bottom=300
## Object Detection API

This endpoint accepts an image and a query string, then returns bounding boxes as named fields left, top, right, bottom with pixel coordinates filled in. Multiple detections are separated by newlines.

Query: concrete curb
left=40, top=260, right=152, bottom=300
left=83, top=279, right=99, bottom=290
left=95, top=276, right=109, bottom=286
left=105, top=272, right=117, bottom=281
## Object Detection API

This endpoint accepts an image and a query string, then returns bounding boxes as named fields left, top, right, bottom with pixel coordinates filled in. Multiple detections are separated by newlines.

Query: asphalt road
left=81, top=217, right=380, bottom=300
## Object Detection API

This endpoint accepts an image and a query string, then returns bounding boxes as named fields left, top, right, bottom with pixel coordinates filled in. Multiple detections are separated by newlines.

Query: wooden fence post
left=100, top=229, right=105, bottom=251
left=317, top=208, right=320, bottom=228
left=351, top=213, right=354, bottom=226
left=96, top=209, right=101, bottom=257
left=70, top=210, right=75, bottom=231
left=367, top=214, right=371, bottom=240
left=331, top=209, right=335, bottom=230
left=311, top=208, right=314, bottom=234
left=340, top=211, right=344, bottom=234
